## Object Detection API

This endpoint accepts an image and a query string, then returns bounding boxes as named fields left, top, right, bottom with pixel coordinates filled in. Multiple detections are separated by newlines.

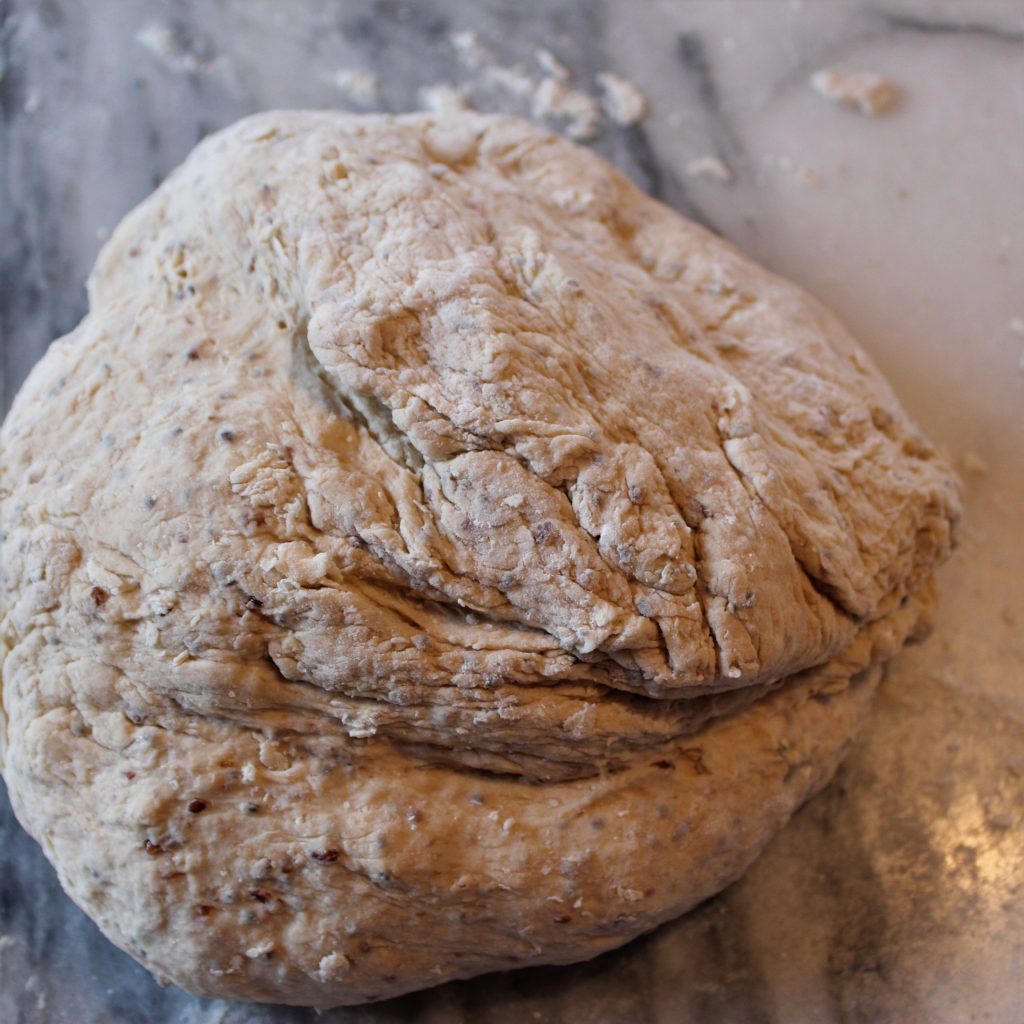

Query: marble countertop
left=1, top=1, right=1022, bottom=1021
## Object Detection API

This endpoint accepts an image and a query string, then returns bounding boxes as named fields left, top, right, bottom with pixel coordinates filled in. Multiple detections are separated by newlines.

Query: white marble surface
left=1, top=1, right=1023, bottom=1021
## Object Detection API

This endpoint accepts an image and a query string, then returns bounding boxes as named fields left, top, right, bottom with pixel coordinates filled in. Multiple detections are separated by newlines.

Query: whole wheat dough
left=0, top=111, right=960, bottom=1006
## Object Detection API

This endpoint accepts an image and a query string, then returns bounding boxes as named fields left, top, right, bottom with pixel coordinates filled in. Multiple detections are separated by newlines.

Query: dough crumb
left=136, top=21, right=206, bottom=75
left=333, top=69, right=380, bottom=107
left=615, top=885, right=643, bottom=902
left=484, top=65, right=537, bottom=98
left=257, top=739, right=290, bottom=771
left=450, top=30, right=490, bottom=71
left=810, top=69, right=897, bottom=115
left=419, top=83, right=472, bottom=114
left=318, top=952, right=352, bottom=980
left=532, top=77, right=602, bottom=140
left=23, top=88, right=42, bottom=114
left=797, top=166, right=822, bottom=188
left=1009, top=317, right=1024, bottom=337
left=961, top=451, right=989, bottom=476
left=596, top=71, right=649, bottom=126
left=685, top=155, right=734, bottom=183
left=536, top=48, right=571, bottom=82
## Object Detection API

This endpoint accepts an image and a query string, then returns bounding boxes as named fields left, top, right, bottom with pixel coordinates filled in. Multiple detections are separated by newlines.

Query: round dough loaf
left=0, top=112, right=960, bottom=1005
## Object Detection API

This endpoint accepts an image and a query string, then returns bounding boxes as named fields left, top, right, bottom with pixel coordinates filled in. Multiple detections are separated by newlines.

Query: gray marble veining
left=2, top=2, right=1023, bottom=1022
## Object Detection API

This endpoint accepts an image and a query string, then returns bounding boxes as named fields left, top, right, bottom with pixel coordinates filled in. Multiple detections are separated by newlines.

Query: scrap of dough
left=418, top=83, right=471, bottom=114
left=332, top=69, right=380, bottom=106
left=531, top=77, right=602, bottom=139
left=596, top=71, right=649, bottom=126
left=22, top=88, right=43, bottom=114
left=686, top=154, right=734, bottom=182
left=536, top=48, right=571, bottom=82
left=450, top=30, right=490, bottom=71
left=961, top=451, right=989, bottom=476
left=484, top=64, right=537, bottom=98
left=810, top=68, right=898, bottom=115
left=136, top=21, right=205, bottom=75
left=0, top=111, right=960, bottom=1006
left=797, top=166, right=822, bottom=188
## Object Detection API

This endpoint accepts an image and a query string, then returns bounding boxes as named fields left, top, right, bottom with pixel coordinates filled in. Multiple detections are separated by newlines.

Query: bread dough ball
left=0, top=112, right=960, bottom=1005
